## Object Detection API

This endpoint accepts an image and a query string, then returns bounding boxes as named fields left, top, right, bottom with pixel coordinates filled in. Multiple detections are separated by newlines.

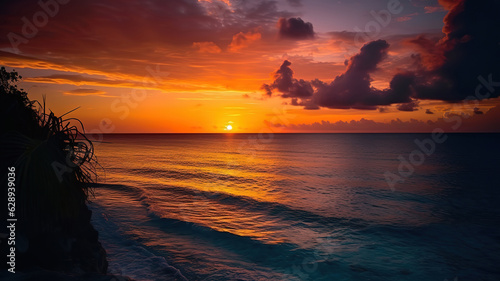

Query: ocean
left=88, top=133, right=500, bottom=281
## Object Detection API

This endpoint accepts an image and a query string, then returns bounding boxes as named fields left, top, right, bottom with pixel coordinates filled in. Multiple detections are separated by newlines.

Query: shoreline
left=88, top=192, right=189, bottom=281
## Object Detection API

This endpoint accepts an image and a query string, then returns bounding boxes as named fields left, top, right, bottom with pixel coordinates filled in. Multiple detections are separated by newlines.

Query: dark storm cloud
left=473, top=107, right=483, bottom=114
left=261, top=60, right=314, bottom=98
left=263, top=40, right=413, bottom=110
left=401, top=0, right=500, bottom=101
left=278, top=17, right=315, bottom=40
left=263, top=0, right=500, bottom=111
left=397, top=100, right=420, bottom=112
left=313, top=40, right=396, bottom=109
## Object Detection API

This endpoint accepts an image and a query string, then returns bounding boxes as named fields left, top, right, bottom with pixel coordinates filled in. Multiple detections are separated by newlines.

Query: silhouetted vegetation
left=1, top=66, right=97, bottom=222
left=0, top=66, right=107, bottom=273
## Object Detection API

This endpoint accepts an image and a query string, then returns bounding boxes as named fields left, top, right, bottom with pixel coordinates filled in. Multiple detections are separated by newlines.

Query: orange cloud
left=26, top=74, right=154, bottom=89
left=396, top=16, right=412, bottom=22
left=424, top=6, right=445, bottom=13
left=198, top=0, right=231, bottom=7
left=405, top=35, right=445, bottom=70
left=228, top=30, right=262, bottom=52
left=193, top=42, right=222, bottom=53
left=438, top=0, right=461, bottom=10
left=63, top=88, right=110, bottom=97
left=396, top=12, right=419, bottom=22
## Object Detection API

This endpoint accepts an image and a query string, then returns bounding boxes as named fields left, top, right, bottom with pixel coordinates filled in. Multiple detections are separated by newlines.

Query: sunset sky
left=1, top=0, right=499, bottom=133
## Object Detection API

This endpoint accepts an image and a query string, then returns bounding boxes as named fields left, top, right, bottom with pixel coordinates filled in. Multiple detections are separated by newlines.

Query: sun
left=224, top=121, right=234, bottom=132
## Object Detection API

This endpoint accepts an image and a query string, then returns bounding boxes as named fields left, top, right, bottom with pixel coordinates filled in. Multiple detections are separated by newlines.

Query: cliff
left=0, top=67, right=127, bottom=279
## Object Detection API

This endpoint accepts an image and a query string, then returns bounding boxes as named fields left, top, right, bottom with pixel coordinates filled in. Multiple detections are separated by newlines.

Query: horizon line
left=84, top=132, right=500, bottom=135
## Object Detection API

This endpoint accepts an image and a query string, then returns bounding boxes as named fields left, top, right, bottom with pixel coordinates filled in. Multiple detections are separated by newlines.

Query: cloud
left=405, top=35, right=445, bottom=70
left=263, top=0, right=500, bottom=112
left=425, top=109, right=434, bottom=114
left=266, top=105, right=500, bottom=133
left=278, top=17, right=315, bottom=40
left=0, top=0, right=297, bottom=94
left=231, top=1, right=293, bottom=25
left=267, top=118, right=433, bottom=132
left=396, top=12, right=419, bottom=22
left=262, top=40, right=412, bottom=110
left=25, top=74, right=148, bottom=89
left=193, top=42, right=222, bottom=53
left=424, top=6, right=445, bottom=13
left=228, top=30, right=261, bottom=51
left=313, top=40, right=397, bottom=109
left=286, top=0, right=302, bottom=8
left=396, top=16, right=412, bottom=22
left=473, top=107, right=483, bottom=114
left=378, top=107, right=389, bottom=113
left=63, top=88, right=109, bottom=97
left=198, top=0, right=231, bottom=7
left=397, top=100, right=420, bottom=111
left=261, top=60, right=314, bottom=98
left=0, top=0, right=223, bottom=53
left=438, top=0, right=460, bottom=10
left=402, top=0, right=500, bottom=101
left=23, top=71, right=211, bottom=93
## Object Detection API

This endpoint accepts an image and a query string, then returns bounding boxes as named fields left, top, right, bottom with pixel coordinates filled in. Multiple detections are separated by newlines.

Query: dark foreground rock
left=10, top=205, right=109, bottom=274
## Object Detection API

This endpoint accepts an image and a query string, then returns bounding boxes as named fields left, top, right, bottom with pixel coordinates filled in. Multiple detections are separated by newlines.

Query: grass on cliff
left=0, top=66, right=98, bottom=227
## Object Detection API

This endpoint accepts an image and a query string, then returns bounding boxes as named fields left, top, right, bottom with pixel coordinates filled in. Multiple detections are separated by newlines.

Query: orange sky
left=1, top=0, right=499, bottom=133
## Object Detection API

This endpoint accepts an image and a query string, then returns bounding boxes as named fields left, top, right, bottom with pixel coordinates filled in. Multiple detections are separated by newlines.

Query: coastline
left=88, top=186, right=189, bottom=281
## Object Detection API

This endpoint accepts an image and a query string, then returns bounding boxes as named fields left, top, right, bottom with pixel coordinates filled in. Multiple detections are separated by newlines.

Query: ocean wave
left=89, top=202, right=189, bottom=281
left=128, top=167, right=259, bottom=184
left=93, top=182, right=369, bottom=231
